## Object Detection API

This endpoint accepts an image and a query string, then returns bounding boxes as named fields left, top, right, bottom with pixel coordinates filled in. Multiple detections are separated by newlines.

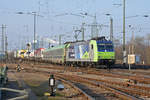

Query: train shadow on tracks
left=110, top=64, right=150, bottom=69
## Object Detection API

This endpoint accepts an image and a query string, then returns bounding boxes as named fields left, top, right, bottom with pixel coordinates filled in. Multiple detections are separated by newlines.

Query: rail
left=57, top=77, right=94, bottom=100
left=7, top=63, right=150, bottom=99
left=56, top=74, right=141, bottom=100
left=0, top=88, right=28, bottom=100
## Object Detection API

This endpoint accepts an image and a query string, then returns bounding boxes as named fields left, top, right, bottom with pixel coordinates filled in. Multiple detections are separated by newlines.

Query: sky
left=0, top=0, right=150, bottom=50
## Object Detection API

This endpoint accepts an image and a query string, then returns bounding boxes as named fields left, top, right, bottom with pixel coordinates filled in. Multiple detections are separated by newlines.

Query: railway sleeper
left=56, top=74, right=139, bottom=100
left=57, top=74, right=150, bottom=98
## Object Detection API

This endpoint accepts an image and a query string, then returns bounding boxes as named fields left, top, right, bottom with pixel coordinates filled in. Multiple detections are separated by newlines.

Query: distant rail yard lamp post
left=17, top=12, right=43, bottom=50
left=16, top=12, right=37, bottom=57
left=113, top=0, right=126, bottom=65
left=115, top=1, right=149, bottom=65
left=16, top=12, right=43, bottom=63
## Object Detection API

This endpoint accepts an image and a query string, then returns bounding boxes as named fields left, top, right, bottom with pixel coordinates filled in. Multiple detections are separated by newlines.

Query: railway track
left=48, top=65, right=150, bottom=85
left=55, top=73, right=149, bottom=99
left=8, top=59, right=150, bottom=84
left=57, top=77, right=102, bottom=100
left=34, top=65, right=150, bottom=99
left=55, top=74, right=139, bottom=100
left=19, top=65, right=142, bottom=100
left=7, top=66, right=96, bottom=100
left=56, top=77, right=95, bottom=100
left=85, top=70, right=150, bottom=84
left=32, top=63, right=150, bottom=85
left=5, top=62, right=150, bottom=99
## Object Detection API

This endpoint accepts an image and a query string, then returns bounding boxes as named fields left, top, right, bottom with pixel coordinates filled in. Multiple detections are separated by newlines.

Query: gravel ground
left=3, top=63, right=147, bottom=100
left=1, top=70, right=33, bottom=100
left=3, top=63, right=84, bottom=100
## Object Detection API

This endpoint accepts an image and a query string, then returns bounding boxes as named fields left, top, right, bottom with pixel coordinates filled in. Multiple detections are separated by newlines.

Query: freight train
left=42, top=37, right=115, bottom=67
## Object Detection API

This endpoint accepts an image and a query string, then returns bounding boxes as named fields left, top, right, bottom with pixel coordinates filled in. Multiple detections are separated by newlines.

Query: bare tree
left=115, top=35, right=150, bottom=64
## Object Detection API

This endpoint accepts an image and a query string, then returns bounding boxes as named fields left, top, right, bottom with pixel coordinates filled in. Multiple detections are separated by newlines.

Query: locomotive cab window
left=98, top=45, right=105, bottom=51
left=105, top=44, right=114, bottom=51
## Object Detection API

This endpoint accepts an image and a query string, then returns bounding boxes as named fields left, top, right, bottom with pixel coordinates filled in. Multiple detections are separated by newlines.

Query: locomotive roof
left=64, top=36, right=109, bottom=44
left=90, top=36, right=106, bottom=41
left=64, top=40, right=85, bottom=44
left=44, top=44, right=67, bottom=52
left=97, top=40, right=113, bottom=44
left=63, top=37, right=113, bottom=46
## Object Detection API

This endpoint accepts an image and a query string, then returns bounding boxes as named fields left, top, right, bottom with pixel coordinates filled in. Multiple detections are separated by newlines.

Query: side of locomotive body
left=42, top=44, right=69, bottom=64
left=65, top=37, right=115, bottom=66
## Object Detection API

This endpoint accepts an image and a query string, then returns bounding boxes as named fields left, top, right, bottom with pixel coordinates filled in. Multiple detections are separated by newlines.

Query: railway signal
left=49, top=74, right=55, bottom=96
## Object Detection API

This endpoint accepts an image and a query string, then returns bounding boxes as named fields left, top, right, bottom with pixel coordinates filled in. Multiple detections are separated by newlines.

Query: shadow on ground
left=26, top=80, right=67, bottom=100
left=2, top=80, right=20, bottom=100
left=97, top=64, right=150, bottom=69
left=112, top=64, right=150, bottom=69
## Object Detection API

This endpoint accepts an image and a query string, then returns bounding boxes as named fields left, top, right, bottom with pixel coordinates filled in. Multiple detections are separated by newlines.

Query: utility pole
left=105, top=14, right=113, bottom=41
left=5, top=35, right=8, bottom=60
left=110, top=17, right=113, bottom=41
left=33, top=12, right=36, bottom=57
left=16, top=11, right=43, bottom=59
left=123, top=0, right=126, bottom=65
left=41, top=37, right=44, bottom=48
left=91, top=15, right=98, bottom=38
left=131, top=29, right=134, bottom=54
left=74, top=28, right=81, bottom=41
left=59, top=34, right=65, bottom=45
left=81, top=23, right=85, bottom=41
left=83, top=13, right=108, bottom=39
left=59, top=35, right=61, bottom=45
left=49, top=42, right=51, bottom=48
left=1, top=25, right=6, bottom=54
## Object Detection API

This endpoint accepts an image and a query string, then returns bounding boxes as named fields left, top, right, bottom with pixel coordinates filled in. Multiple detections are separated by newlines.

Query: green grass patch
left=25, top=80, right=67, bottom=100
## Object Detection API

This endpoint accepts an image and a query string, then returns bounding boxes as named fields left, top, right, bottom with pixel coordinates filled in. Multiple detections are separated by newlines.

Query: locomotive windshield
left=105, top=44, right=114, bottom=51
left=98, top=44, right=105, bottom=51
left=97, top=43, right=114, bottom=52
